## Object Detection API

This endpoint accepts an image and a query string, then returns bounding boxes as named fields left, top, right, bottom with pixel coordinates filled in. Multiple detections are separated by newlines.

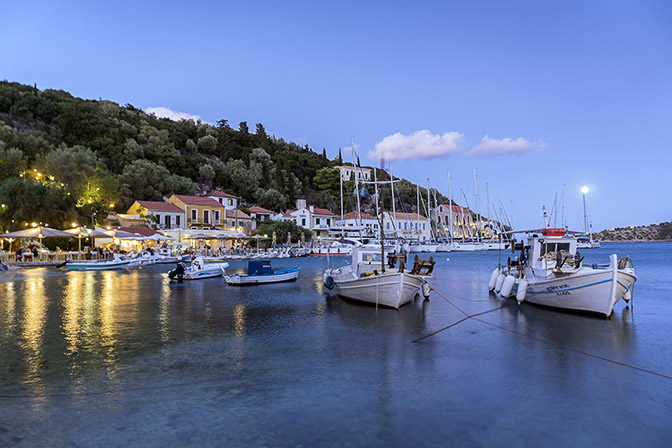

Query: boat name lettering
left=545, top=284, right=569, bottom=291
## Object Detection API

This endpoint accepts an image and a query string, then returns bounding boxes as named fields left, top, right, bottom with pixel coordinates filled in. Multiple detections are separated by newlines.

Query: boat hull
left=225, top=267, right=300, bottom=285
left=66, top=260, right=131, bottom=271
left=516, top=268, right=637, bottom=317
left=183, top=262, right=229, bottom=280
left=330, top=271, right=427, bottom=309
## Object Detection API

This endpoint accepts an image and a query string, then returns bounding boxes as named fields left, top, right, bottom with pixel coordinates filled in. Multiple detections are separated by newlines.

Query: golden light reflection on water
left=100, top=271, right=119, bottom=372
left=1, top=282, right=17, bottom=338
left=63, top=274, right=83, bottom=357
left=233, top=303, right=246, bottom=338
left=159, top=279, right=171, bottom=343
left=20, top=277, right=49, bottom=409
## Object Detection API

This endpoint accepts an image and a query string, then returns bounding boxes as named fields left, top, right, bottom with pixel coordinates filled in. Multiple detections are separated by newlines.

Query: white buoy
left=501, top=275, right=515, bottom=298
left=488, top=268, right=500, bottom=291
left=494, top=274, right=505, bottom=293
left=623, top=289, right=632, bottom=302
left=516, top=278, right=528, bottom=304
left=422, top=283, right=431, bottom=299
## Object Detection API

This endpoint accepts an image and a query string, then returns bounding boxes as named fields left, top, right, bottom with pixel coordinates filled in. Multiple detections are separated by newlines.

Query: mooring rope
left=416, top=282, right=672, bottom=381
left=636, top=271, right=672, bottom=289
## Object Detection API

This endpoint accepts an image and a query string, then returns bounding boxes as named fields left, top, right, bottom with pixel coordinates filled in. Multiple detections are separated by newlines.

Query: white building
left=381, top=211, right=432, bottom=241
left=274, top=199, right=337, bottom=239
left=207, top=191, right=238, bottom=210
left=334, top=165, right=372, bottom=182
left=335, top=211, right=379, bottom=236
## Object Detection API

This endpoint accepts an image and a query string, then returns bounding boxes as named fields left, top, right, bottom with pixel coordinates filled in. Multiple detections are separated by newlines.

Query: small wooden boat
left=225, top=260, right=300, bottom=285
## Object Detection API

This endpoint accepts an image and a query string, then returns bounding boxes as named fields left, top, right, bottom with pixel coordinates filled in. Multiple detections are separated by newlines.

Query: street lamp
left=581, top=186, right=589, bottom=234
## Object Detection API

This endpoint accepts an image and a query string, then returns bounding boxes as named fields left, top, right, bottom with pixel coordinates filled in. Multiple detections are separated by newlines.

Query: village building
left=334, top=211, right=379, bottom=237
left=206, top=191, right=238, bottom=210
left=225, top=209, right=253, bottom=233
left=433, top=204, right=476, bottom=239
left=274, top=199, right=337, bottom=239
left=126, top=200, right=186, bottom=230
left=334, top=165, right=372, bottom=182
left=166, top=195, right=228, bottom=230
left=381, top=211, right=432, bottom=241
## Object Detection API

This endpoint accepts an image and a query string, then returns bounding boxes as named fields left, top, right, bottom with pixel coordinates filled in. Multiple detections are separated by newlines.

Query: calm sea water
left=1, top=242, right=671, bottom=447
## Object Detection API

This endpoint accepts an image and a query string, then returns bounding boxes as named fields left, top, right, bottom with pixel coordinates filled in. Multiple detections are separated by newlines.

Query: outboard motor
left=168, top=262, right=186, bottom=282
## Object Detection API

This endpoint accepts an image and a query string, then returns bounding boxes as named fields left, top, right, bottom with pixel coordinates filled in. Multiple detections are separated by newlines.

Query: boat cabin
left=248, top=260, right=273, bottom=275
left=524, top=229, right=579, bottom=272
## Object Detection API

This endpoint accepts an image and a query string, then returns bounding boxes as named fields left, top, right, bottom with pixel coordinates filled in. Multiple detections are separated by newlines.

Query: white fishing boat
left=490, top=227, right=636, bottom=317
left=225, top=259, right=300, bottom=285
left=169, top=256, right=228, bottom=280
left=323, top=245, right=434, bottom=309
left=65, top=254, right=132, bottom=271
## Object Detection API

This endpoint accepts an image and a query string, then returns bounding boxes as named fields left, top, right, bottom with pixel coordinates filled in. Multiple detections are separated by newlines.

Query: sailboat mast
left=374, top=167, right=380, bottom=237
left=378, top=163, right=386, bottom=274
left=474, top=169, right=481, bottom=243
left=427, top=178, right=431, bottom=241
left=416, top=182, right=420, bottom=240
left=351, top=137, right=362, bottom=234
left=389, top=162, right=397, bottom=227
left=448, top=170, right=453, bottom=243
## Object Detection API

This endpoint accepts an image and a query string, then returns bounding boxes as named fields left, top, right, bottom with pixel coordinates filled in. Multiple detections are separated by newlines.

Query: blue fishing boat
left=224, top=259, right=301, bottom=285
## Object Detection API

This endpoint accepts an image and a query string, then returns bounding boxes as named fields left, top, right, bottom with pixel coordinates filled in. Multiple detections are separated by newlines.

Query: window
left=214, top=210, right=220, bottom=222
left=326, top=219, right=330, bottom=225
left=203, top=210, right=210, bottom=224
left=228, top=199, right=233, bottom=206
left=302, top=218, right=306, bottom=226
left=191, top=209, right=197, bottom=221
left=386, top=223, right=390, bottom=230
left=176, top=215, right=181, bottom=227
left=423, top=223, right=426, bottom=230
left=164, top=215, right=170, bottom=228
left=316, top=218, right=320, bottom=225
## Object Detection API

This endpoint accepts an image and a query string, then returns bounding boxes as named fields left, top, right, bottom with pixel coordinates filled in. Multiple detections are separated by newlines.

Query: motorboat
left=490, top=227, right=636, bottom=317
left=169, top=256, right=228, bottom=280
left=65, top=254, right=132, bottom=271
left=225, top=259, right=301, bottom=285
left=323, top=245, right=434, bottom=309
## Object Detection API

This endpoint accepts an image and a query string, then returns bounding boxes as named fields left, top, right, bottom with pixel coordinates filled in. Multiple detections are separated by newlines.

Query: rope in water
left=636, top=271, right=672, bottom=289
left=415, top=282, right=672, bottom=381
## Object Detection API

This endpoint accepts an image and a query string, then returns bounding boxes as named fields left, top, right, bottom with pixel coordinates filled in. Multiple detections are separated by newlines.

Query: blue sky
left=3, top=1, right=671, bottom=230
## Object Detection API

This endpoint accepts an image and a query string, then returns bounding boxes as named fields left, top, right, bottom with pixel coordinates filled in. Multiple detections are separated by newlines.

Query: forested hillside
left=0, top=81, right=449, bottom=231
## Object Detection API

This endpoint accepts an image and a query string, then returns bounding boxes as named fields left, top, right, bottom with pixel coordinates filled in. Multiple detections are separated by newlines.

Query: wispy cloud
left=369, top=130, right=464, bottom=162
left=467, top=135, right=544, bottom=157
left=145, top=106, right=202, bottom=122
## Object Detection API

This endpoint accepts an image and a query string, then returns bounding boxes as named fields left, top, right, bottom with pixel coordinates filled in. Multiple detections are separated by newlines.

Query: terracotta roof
left=248, top=206, right=274, bottom=214
left=225, top=209, right=251, bottom=219
left=208, top=191, right=237, bottom=198
left=312, top=207, right=336, bottom=216
left=340, top=211, right=376, bottom=220
left=136, top=201, right=183, bottom=213
left=172, top=195, right=223, bottom=207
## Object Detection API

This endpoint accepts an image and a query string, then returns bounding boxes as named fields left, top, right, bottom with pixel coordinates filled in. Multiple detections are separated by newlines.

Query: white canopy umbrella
left=63, top=227, right=109, bottom=252
left=2, top=226, right=72, bottom=259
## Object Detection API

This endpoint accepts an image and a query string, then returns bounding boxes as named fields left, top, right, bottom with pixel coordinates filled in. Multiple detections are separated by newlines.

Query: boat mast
left=374, top=167, right=380, bottom=238
left=389, top=162, right=397, bottom=231
left=474, top=169, right=480, bottom=243
left=378, top=161, right=386, bottom=274
left=562, top=184, right=566, bottom=229
left=351, top=137, right=363, bottom=237
left=416, top=182, right=420, bottom=241
left=448, top=170, right=454, bottom=243
left=427, top=178, right=431, bottom=242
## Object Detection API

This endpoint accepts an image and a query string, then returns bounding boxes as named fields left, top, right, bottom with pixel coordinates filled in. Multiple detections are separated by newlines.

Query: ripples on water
left=1, top=243, right=671, bottom=447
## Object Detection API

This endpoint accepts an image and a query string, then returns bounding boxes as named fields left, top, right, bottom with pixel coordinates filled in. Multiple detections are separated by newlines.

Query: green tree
left=313, top=167, right=340, bottom=199
left=197, top=135, right=217, bottom=153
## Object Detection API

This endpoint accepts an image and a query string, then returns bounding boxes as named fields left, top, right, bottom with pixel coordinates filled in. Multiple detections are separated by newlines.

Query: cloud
left=369, top=130, right=465, bottom=162
left=144, top=106, right=202, bottom=123
left=343, top=143, right=360, bottom=154
left=467, top=135, right=544, bottom=157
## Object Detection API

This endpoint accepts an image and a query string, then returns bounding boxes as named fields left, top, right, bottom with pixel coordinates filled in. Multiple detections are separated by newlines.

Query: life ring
left=324, top=276, right=335, bottom=290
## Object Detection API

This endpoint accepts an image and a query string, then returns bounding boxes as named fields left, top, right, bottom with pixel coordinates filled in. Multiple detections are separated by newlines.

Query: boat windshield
left=539, top=242, right=571, bottom=256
